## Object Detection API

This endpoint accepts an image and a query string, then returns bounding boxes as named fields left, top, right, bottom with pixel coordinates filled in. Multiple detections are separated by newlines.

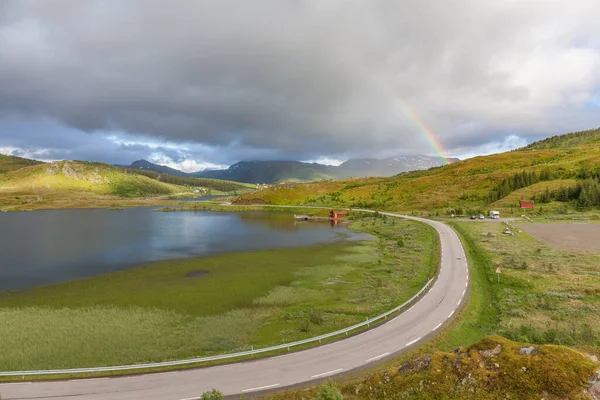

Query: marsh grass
left=0, top=216, right=438, bottom=370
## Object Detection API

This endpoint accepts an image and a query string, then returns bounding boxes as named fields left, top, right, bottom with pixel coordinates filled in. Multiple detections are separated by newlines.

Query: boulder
left=519, top=346, right=539, bottom=355
left=479, top=344, right=502, bottom=358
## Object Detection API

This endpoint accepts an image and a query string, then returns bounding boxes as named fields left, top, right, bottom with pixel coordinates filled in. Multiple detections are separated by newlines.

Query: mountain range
left=124, top=156, right=459, bottom=184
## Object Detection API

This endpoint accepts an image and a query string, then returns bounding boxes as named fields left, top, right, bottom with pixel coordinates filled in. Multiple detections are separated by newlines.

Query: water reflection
left=0, top=208, right=368, bottom=292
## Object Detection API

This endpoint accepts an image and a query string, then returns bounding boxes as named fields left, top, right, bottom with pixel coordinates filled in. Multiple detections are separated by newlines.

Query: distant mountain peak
left=125, top=160, right=189, bottom=177
left=118, top=155, right=459, bottom=184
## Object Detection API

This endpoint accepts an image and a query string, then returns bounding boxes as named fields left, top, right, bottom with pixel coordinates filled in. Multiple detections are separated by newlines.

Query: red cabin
left=329, top=210, right=347, bottom=219
left=520, top=200, right=535, bottom=209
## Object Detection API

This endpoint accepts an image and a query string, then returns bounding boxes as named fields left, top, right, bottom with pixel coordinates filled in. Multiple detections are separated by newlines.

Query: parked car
left=479, top=214, right=485, bottom=219
left=470, top=215, right=476, bottom=220
left=503, top=228, right=511, bottom=234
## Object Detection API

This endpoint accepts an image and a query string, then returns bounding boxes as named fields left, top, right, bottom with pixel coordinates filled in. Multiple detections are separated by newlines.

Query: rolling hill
left=235, top=127, right=600, bottom=214
left=0, top=161, right=188, bottom=198
left=0, top=154, right=44, bottom=174
left=127, top=159, right=190, bottom=177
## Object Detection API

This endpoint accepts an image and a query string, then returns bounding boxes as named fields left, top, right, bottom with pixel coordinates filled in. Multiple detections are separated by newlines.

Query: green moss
left=268, top=336, right=599, bottom=400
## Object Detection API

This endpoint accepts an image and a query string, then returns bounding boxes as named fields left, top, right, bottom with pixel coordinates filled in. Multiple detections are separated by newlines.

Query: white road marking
left=0, top=382, right=32, bottom=386
left=432, top=322, right=443, bottom=331
left=457, top=299, right=462, bottom=306
left=311, top=368, right=343, bottom=378
left=366, top=352, right=390, bottom=363
left=68, top=378, right=109, bottom=382
left=241, top=383, right=281, bottom=393
left=465, top=282, right=468, bottom=288
left=178, top=397, right=199, bottom=400
left=448, top=310, right=455, bottom=318
left=462, top=289, right=466, bottom=296
left=405, top=337, right=422, bottom=347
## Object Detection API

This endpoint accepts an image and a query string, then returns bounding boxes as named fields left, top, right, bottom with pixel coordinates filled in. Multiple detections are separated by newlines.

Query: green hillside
left=0, top=161, right=186, bottom=196
left=0, top=160, right=197, bottom=210
left=521, top=127, right=600, bottom=150
left=0, top=154, right=43, bottom=174
left=235, top=128, right=600, bottom=214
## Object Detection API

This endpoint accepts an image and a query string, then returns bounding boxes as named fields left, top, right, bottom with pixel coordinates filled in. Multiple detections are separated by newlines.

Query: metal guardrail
left=0, top=209, right=437, bottom=377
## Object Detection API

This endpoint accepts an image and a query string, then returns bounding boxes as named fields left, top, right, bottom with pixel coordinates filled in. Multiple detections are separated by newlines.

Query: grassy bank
left=429, top=221, right=500, bottom=350
left=0, top=214, right=438, bottom=371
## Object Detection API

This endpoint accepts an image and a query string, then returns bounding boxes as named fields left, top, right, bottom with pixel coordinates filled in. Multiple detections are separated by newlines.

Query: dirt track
left=519, top=223, right=600, bottom=251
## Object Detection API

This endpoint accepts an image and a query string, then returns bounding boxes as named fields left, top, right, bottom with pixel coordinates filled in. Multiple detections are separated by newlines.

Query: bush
left=309, top=308, right=325, bottom=325
left=315, top=380, right=344, bottom=400
left=580, top=323, right=597, bottom=345
left=299, top=319, right=310, bottom=333
left=200, top=389, right=224, bottom=400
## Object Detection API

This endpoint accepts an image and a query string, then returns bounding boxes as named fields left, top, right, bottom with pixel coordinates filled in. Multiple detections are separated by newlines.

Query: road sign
left=495, top=267, right=501, bottom=284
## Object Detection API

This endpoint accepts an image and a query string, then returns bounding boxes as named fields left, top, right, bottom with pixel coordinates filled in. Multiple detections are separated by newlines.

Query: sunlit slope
left=0, top=161, right=187, bottom=197
left=489, top=179, right=577, bottom=208
left=0, top=154, right=44, bottom=174
left=236, top=128, right=600, bottom=211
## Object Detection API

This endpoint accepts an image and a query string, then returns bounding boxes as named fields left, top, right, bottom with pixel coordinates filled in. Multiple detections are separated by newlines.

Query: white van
left=489, top=210, right=500, bottom=219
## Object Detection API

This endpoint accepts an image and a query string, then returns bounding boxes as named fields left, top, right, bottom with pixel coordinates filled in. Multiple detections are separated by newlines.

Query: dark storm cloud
left=0, top=0, right=599, bottom=164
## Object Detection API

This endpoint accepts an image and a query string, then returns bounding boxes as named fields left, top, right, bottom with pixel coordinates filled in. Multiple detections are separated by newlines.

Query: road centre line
left=241, top=383, right=281, bottom=393
left=366, top=352, right=390, bottom=363
left=311, top=368, right=343, bottom=378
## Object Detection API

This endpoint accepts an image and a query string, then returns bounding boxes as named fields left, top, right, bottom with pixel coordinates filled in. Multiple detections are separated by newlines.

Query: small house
left=329, top=210, right=347, bottom=219
left=520, top=200, right=535, bottom=209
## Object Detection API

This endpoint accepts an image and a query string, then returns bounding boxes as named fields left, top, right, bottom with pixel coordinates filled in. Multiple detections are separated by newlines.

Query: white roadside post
left=496, top=267, right=501, bottom=284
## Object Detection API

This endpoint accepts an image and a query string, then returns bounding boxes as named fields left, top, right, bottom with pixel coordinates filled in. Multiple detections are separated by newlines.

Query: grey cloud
left=0, top=0, right=599, bottom=163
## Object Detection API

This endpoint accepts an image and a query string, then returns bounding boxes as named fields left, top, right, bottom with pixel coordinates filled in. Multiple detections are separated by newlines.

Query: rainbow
left=393, top=98, right=450, bottom=165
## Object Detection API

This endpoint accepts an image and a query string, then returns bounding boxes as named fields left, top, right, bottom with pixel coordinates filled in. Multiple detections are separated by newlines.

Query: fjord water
left=0, top=208, right=367, bottom=292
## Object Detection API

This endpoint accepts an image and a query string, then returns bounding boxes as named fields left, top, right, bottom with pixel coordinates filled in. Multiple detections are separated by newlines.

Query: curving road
left=0, top=213, right=469, bottom=400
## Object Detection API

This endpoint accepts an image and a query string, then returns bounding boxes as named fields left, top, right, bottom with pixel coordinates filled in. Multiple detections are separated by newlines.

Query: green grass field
left=0, top=214, right=438, bottom=371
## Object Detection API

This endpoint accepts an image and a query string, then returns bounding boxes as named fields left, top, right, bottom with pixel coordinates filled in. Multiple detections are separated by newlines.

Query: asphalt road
left=0, top=213, right=469, bottom=400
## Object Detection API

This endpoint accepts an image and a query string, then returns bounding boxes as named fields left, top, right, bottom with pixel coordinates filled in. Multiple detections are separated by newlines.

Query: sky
left=1, top=0, right=599, bottom=172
